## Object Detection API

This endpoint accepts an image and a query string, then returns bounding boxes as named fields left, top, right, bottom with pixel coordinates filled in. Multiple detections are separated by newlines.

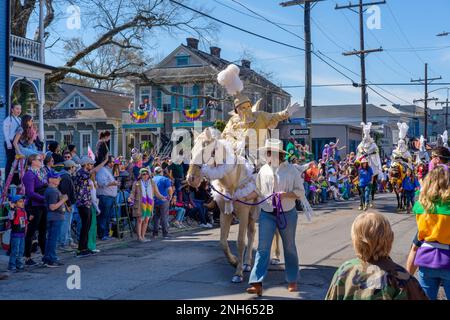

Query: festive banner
left=182, top=107, right=204, bottom=121
left=130, top=110, right=149, bottom=123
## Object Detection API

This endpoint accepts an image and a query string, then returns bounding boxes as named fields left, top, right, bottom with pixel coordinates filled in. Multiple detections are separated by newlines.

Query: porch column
left=113, top=125, right=118, bottom=156
left=122, top=128, right=126, bottom=157
left=39, top=97, right=45, bottom=141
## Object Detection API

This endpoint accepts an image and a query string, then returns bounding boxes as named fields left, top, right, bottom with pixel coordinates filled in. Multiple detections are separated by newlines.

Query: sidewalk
left=0, top=220, right=212, bottom=274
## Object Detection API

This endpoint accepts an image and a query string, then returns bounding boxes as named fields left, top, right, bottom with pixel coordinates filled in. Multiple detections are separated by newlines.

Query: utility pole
left=435, top=88, right=449, bottom=131
left=412, top=63, right=441, bottom=140
left=335, top=0, right=385, bottom=124
left=280, top=0, right=324, bottom=148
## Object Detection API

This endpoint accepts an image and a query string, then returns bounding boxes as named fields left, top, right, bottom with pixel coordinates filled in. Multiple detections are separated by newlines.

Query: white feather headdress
left=442, top=130, right=448, bottom=148
left=217, top=64, right=243, bottom=96
left=397, top=122, right=409, bottom=141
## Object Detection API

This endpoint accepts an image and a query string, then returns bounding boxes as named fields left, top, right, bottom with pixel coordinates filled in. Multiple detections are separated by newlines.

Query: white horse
left=186, top=127, right=257, bottom=283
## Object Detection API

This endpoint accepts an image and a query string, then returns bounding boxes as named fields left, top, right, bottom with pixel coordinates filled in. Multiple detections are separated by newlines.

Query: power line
left=366, top=27, right=416, bottom=79
left=170, top=0, right=359, bottom=84
left=282, top=82, right=450, bottom=88
left=386, top=2, right=439, bottom=77
left=367, top=86, right=396, bottom=104
left=228, top=0, right=360, bottom=84
left=310, top=16, right=349, bottom=51
left=169, top=0, right=306, bottom=52
left=229, top=0, right=306, bottom=42
left=212, top=0, right=303, bottom=28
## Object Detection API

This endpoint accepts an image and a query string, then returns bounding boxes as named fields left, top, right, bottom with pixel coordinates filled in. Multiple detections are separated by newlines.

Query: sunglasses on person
left=64, top=156, right=71, bottom=159
left=141, top=172, right=149, bottom=176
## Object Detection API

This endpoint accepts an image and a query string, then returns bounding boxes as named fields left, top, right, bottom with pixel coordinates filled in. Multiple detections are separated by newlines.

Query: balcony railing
left=10, top=35, right=43, bottom=63
left=122, top=110, right=164, bottom=126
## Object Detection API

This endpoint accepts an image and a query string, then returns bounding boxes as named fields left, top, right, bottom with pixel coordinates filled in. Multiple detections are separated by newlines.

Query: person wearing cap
left=43, top=170, right=68, bottom=267
left=152, top=166, right=173, bottom=239
left=96, top=156, right=120, bottom=241
left=22, top=153, right=48, bottom=267
left=57, top=160, right=78, bottom=249
left=246, top=139, right=305, bottom=296
left=129, top=167, right=165, bottom=242
left=7, top=195, right=28, bottom=272
left=43, top=151, right=55, bottom=175
left=358, top=157, right=373, bottom=211
left=74, top=156, right=96, bottom=257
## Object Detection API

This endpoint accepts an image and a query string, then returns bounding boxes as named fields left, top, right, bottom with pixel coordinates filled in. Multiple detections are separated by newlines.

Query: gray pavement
left=0, top=193, right=421, bottom=300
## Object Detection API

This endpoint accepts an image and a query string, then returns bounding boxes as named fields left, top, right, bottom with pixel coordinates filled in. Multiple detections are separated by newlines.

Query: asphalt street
left=0, top=193, right=422, bottom=300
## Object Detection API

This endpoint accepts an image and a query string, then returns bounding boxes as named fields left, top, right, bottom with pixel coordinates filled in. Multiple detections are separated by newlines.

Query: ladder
left=112, top=190, right=134, bottom=240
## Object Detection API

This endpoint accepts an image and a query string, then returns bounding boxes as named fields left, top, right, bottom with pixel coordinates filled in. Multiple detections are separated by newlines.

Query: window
left=176, top=55, right=190, bottom=66
left=80, top=132, right=92, bottom=156
left=74, top=96, right=80, bottom=108
left=62, top=133, right=73, bottom=147
left=276, top=97, right=282, bottom=112
left=171, top=85, right=184, bottom=111
left=46, top=132, right=55, bottom=141
left=140, top=86, right=151, bottom=104
left=141, top=134, right=151, bottom=142
left=192, top=84, right=200, bottom=109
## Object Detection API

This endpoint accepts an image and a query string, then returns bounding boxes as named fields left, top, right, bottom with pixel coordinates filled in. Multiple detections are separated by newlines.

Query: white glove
left=6, top=142, right=12, bottom=149
left=285, top=102, right=301, bottom=117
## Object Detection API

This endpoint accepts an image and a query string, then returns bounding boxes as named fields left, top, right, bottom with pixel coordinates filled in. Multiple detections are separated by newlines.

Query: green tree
left=214, top=120, right=226, bottom=132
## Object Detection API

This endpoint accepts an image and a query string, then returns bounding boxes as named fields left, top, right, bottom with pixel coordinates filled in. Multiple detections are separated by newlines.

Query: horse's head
left=186, top=127, right=229, bottom=188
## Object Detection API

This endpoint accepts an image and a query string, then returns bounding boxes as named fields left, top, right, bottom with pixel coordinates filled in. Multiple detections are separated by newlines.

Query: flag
left=87, top=144, right=96, bottom=161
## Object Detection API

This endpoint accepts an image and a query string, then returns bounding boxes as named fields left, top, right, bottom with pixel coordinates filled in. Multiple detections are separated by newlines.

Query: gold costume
left=222, top=110, right=290, bottom=149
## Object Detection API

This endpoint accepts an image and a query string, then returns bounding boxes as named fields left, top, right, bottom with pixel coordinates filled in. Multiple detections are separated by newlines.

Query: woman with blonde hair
left=128, top=167, right=166, bottom=242
left=326, top=212, right=427, bottom=300
left=410, top=166, right=450, bottom=300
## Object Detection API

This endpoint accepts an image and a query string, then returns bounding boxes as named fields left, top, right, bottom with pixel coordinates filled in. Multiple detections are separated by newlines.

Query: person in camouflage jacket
left=326, top=212, right=428, bottom=300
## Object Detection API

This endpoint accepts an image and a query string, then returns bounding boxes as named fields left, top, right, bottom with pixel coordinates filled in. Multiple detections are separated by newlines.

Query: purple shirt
left=415, top=246, right=450, bottom=270
left=22, top=169, right=47, bottom=207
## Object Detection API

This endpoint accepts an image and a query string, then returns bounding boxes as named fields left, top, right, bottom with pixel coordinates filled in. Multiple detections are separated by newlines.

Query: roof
left=45, top=82, right=132, bottom=120
left=292, top=104, right=409, bottom=124
left=394, top=104, right=425, bottom=117
left=143, top=44, right=290, bottom=96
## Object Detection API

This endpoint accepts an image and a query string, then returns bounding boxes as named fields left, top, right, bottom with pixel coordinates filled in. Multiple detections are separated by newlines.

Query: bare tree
left=11, top=0, right=222, bottom=100
left=63, top=38, right=149, bottom=92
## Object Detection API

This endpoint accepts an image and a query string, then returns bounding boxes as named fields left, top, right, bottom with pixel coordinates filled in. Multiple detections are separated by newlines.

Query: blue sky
left=40, top=0, right=450, bottom=108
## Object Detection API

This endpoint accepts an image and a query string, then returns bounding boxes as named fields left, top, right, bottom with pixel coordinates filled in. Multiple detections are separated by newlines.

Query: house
left=0, top=0, right=9, bottom=172
left=1, top=0, right=53, bottom=172
left=125, top=38, right=291, bottom=156
left=285, top=104, right=413, bottom=159
left=43, top=83, right=132, bottom=156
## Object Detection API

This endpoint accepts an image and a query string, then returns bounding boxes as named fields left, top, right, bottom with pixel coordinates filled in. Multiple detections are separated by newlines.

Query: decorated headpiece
left=217, top=64, right=249, bottom=112
left=441, top=130, right=448, bottom=148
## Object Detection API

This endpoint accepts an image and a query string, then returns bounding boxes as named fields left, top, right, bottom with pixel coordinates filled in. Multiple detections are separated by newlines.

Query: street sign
left=290, top=118, right=308, bottom=128
left=290, top=128, right=310, bottom=136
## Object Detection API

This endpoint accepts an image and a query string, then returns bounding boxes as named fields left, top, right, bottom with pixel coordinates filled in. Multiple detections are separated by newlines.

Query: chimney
left=210, top=46, right=221, bottom=58
left=186, top=38, right=199, bottom=50
left=241, top=59, right=251, bottom=69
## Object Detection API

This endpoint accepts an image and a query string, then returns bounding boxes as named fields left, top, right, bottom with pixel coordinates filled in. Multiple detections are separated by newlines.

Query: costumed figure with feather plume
left=356, top=122, right=382, bottom=207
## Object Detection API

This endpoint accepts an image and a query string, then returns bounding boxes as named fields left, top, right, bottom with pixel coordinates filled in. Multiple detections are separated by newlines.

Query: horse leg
left=217, top=198, right=237, bottom=267
left=395, top=189, right=401, bottom=211
left=243, top=206, right=257, bottom=272
left=231, top=203, right=250, bottom=283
